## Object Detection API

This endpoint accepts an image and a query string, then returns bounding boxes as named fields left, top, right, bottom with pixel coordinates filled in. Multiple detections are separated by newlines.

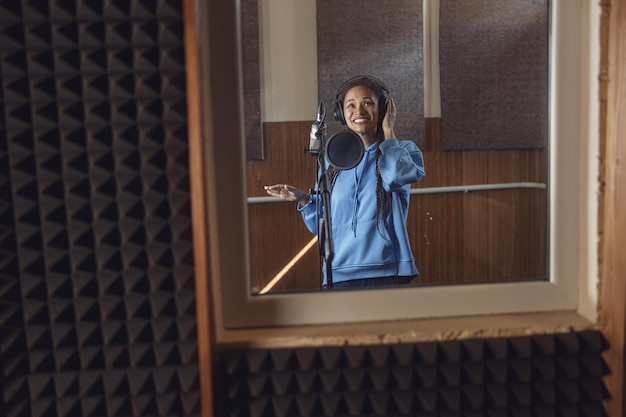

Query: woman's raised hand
left=264, top=184, right=310, bottom=205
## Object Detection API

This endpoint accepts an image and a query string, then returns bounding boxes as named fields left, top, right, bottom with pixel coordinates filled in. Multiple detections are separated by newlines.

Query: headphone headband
left=335, top=75, right=390, bottom=100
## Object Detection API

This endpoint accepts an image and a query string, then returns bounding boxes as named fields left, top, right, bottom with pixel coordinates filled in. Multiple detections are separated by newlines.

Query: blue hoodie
left=298, top=138, right=425, bottom=285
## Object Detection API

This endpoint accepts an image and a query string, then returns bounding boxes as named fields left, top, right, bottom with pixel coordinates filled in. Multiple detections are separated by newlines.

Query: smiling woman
left=196, top=0, right=600, bottom=338
left=264, top=75, right=426, bottom=290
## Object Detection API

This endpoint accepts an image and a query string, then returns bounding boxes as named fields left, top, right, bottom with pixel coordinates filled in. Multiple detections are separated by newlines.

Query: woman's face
left=342, top=85, right=379, bottom=136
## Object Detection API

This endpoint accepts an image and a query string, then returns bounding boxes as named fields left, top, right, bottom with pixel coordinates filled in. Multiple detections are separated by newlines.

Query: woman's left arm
left=377, top=139, right=426, bottom=191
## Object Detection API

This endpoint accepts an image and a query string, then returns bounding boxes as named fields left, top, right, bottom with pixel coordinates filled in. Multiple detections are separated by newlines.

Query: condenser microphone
left=307, top=101, right=326, bottom=155
left=325, top=130, right=364, bottom=170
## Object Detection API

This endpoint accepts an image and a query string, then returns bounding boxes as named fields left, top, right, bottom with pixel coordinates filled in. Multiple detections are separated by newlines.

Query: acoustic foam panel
left=439, top=0, right=549, bottom=150
left=216, top=331, right=609, bottom=417
left=0, top=1, right=200, bottom=416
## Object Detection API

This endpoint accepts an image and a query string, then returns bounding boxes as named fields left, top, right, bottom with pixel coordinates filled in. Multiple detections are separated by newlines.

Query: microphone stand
left=316, top=129, right=334, bottom=289
left=305, top=101, right=334, bottom=289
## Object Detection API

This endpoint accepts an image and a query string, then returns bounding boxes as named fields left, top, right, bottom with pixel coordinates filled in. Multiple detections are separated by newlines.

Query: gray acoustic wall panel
left=316, top=0, right=424, bottom=147
left=439, top=0, right=549, bottom=150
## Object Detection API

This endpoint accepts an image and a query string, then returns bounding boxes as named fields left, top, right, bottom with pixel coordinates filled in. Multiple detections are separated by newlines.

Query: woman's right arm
left=264, top=184, right=310, bottom=206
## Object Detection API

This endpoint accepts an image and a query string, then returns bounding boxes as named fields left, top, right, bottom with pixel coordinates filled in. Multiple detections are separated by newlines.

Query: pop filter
left=325, top=131, right=364, bottom=170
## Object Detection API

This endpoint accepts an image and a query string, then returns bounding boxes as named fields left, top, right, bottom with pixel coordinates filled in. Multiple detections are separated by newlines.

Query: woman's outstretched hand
left=264, top=184, right=310, bottom=206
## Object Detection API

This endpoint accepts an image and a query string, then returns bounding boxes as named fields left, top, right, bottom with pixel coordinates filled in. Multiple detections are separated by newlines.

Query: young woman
left=265, top=76, right=425, bottom=289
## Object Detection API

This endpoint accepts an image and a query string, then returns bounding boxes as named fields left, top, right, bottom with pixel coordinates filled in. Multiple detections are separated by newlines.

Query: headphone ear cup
left=378, top=97, right=389, bottom=129
left=333, top=99, right=347, bottom=125
left=381, top=97, right=389, bottom=118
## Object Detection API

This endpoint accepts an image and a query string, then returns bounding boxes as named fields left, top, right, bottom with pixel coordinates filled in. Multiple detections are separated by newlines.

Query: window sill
left=214, top=310, right=597, bottom=350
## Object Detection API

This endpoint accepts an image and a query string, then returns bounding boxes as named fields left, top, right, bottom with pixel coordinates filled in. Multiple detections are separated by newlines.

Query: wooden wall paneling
left=247, top=121, right=317, bottom=197
left=248, top=121, right=547, bottom=291
left=247, top=121, right=326, bottom=293
left=268, top=242, right=321, bottom=292
left=462, top=189, right=546, bottom=282
left=416, top=148, right=464, bottom=189
left=409, top=191, right=543, bottom=286
left=517, top=192, right=546, bottom=281
left=524, top=148, right=548, bottom=182
left=485, top=191, right=518, bottom=278
left=423, top=117, right=441, bottom=152
left=460, top=149, right=547, bottom=185
left=248, top=203, right=320, bottom=293
left=462, top=191, right=494, bottom=281
left=510, top=188, right=547, bottom=280
left=410, top=193, right=465, bottom=285
left=457, top=150, right=546, bottom=282
left=409, top=147, right=465, bottom=285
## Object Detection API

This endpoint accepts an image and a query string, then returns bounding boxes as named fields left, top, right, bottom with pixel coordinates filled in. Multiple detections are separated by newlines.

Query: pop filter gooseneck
left=325, top=131, right=364, bottom=170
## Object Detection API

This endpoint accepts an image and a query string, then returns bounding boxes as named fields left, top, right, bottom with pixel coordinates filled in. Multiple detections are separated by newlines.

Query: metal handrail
left=247, top=181, right=546, bottom=204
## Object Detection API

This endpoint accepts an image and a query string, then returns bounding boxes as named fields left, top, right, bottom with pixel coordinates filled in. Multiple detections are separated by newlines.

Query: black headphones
left=333, top=75, right=390, bottom=126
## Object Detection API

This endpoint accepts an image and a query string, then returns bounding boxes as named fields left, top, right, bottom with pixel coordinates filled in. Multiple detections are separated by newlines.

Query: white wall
left=259, top=0, right=318, bottom=122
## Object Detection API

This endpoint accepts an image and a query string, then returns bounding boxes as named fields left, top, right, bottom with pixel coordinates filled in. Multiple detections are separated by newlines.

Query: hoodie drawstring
left=350, top=150, right=369, bottom=237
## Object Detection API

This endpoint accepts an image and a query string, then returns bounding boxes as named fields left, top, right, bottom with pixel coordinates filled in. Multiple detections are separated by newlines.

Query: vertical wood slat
left=600, top=0, right=626, bottom=415
left=184, top=0, right=213, bottom=415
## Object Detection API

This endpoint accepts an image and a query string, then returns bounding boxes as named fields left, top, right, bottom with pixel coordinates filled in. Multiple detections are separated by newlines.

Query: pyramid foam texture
left=217, top=331, right=609, bottom=417
left=0, top=1, right=200, bottom=416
